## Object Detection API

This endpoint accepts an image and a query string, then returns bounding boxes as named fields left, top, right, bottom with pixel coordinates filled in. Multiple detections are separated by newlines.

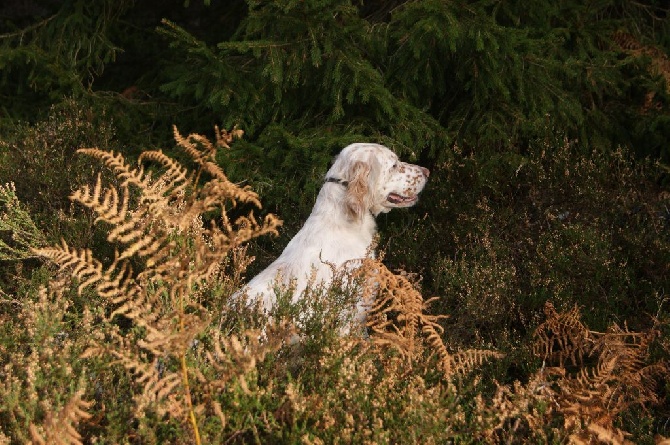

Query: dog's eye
left=392, top=162, right=398, bottom=169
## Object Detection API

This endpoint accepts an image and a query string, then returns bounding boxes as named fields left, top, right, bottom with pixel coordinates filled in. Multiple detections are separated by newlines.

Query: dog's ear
left=345, top=160, right=371, bottom=220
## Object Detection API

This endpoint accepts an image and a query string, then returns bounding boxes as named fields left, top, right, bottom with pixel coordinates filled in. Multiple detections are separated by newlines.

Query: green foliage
left=0, top=0, right=132, bottom=122
left=420, top=137, right=670, bottom=351
left=159, top=1, right=445, bottom=150
left=0, top=138, right=666, bottom=443
left=151, top=1, right=670, bottom=284
left=156, top=0, right=670, bottom=159
left=0, top=99, right=116, bottom=247
left=0, top=182, right=46, bottom=260
left=393, top=0, right=670, bottom=154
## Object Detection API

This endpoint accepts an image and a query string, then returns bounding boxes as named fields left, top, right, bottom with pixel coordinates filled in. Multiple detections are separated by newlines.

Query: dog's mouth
left=386, top=192, right=418, bottom=206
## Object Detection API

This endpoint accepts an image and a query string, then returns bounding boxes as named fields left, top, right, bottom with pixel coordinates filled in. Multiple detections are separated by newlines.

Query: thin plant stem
left=179, top=276, right=202, bottom=445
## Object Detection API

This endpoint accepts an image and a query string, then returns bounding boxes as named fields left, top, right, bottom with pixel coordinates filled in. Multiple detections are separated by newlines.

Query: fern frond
left=109, top=349, right=183, bottom=409
left=70, top=173, right=130, bottom=226
left=173, top=125, right=244, bottom=188
left=361, top=258, right=503, bottom=380
left=96, top=253, right=137, bottom=300
left=138, top=150, right=191, bottom=197
left=77, top=148, right=130, bottom=176
left=108, top=286, right=162, bottom=327
left=117, top=231, right=171, bottom=261
left=173, top=125, right=215, bottom=162
left=28, top=389, right=92, bottom=445
left=106, top=217, right=146, bottom=244
left=422, top=322, right=453, bottom=374
left=203, top=177, right=263, bottom=208
left=77, top=148, right=154, bottom=190
left=34, top=239, right=103, bottom=293
left=532, top=301, right=592, bottom=366
left=530, top=303, right=670, bottom=439
left=571, top=356, right=618, bottom=391
left=52, top=127, right=280, bottom=444
left=214, top=125, right=244, bottom=148
left=211, top=212, right=281, bottom=251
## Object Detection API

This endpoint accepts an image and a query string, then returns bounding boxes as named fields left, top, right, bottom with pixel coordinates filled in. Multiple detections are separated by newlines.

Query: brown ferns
left=530, top=301, right=668, bottom=444
left=359, top=258, right=504, bottom=380
left=28, top=389, right=92, bottom=445
left=34, top=127, right=281, bottom=444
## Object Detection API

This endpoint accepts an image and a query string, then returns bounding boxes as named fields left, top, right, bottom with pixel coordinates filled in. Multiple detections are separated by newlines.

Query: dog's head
left=325, top=143, right=429, bottom=220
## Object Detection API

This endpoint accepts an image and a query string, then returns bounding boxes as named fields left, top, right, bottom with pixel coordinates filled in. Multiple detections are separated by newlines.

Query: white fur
left=240, top=142, right=429, bottom=324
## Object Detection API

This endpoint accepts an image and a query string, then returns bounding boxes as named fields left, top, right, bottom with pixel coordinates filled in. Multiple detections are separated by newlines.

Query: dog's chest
left=282, top=214, right=376, bottom=267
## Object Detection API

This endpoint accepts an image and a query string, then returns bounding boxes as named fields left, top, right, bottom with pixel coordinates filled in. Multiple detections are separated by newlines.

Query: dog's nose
left=420, top=167, right=430, bottom=178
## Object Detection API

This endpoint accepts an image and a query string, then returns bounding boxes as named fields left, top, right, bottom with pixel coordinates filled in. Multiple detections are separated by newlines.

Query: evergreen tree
left=158, top=0, right=669, bottom=159
left=0, top=0, right=132, bottom=121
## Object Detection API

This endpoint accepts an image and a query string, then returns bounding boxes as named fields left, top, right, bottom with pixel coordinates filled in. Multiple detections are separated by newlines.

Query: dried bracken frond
left=527, top=302, right=668, bottom=443
left=76, top=148, right=153, bottom=190
left=28, top=389, right=92, bottom=445
left=71, top=173, right=130, bottom=226
left=363, top=258, right=425, bottom=342
left=474, top=302, right=668, bottom=443
left=476, top=368, right=556, bottom=443
left=33, top=126, right=281, bottom=444
left=451, top=348, right=506, bottom=376
left=533, top=302, right=591, bottom=366
left=114, top=349, right=184, bottom=415
left=359, top=258, right=503, bottom=380
left=172, top=125, right=260, bottom=208
left=137, top=150, right=192, bottom=201
left=36, top=239, right=104, bottom=293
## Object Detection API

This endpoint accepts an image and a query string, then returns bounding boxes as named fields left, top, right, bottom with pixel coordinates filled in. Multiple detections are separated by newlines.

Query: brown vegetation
left=0, top=128, right=666, bottom=444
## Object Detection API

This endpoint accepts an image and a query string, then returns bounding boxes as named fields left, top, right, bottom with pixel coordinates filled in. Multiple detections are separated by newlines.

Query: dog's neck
left=323, top=176, right=381, bottom=219
left=311, top=178, right=378, bottom=224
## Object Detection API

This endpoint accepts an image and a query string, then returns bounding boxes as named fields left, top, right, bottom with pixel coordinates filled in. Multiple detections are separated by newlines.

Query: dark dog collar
left=325, top=177, right=349, bottom=187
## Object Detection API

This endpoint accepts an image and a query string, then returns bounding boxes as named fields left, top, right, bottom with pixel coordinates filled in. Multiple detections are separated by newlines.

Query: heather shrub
left=420, top=136, right=670, bottom=351
left=1, top=130, right=667, bottom=444
left=0, top=182, right=46, bottom=261
left=0, top=99, right=117, bottom=248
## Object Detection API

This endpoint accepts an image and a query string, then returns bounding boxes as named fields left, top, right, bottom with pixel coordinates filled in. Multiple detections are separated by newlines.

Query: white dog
left=241, top=142, right=429, bottom=327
